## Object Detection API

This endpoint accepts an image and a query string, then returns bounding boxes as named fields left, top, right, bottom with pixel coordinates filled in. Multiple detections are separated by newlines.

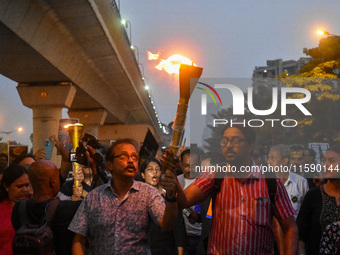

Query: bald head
left=28, top=160, right=60, bottom=200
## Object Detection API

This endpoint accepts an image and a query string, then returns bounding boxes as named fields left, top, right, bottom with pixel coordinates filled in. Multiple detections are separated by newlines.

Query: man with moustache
left=69, top=139, right=178, bottom=255
left=163, top=125, right=298, bottom=255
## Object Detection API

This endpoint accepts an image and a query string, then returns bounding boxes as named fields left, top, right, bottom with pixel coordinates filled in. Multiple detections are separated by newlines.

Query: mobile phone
left=69, top=152, right=77, bottom=162
left=44, top=140, right=54, bottom=160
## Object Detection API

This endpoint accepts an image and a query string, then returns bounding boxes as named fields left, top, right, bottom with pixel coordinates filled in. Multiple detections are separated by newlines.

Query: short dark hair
left=10, top=153, right=35, bottom=166
left=139, top=157, right=161, bottom=174
left=222, top=123, right=256, bottom=144
left=0, top=165, right=27, bottom=201
left=305, top=148, right=316, bottom=160
left=105, top=139, right=139, bottom=162
left=180, top=148, right=204, bottom=163
left=289, top=144, right=304, bottom=156
left=180, top=149, right=190, bottom=162
left=0, top=153, right=8, bottom=161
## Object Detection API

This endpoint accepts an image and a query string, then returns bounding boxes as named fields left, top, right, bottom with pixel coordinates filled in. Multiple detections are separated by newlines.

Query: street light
left=316, top=29, right=338, bottom=37
left=121, top=19, right=132, bottom=44
left=0, top=127, right=24, bottom=166
left=130, top=45, right=139, bottom=62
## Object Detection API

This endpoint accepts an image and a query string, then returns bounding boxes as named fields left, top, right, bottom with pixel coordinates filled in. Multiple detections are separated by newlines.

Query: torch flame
left=147, top=51, right=160, bottom=60
left=148, top=51, right=197, bottom=74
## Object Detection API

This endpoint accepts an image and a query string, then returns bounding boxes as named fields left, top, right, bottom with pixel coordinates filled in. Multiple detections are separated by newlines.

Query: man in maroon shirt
left=163, top=125, right=298, bottom=255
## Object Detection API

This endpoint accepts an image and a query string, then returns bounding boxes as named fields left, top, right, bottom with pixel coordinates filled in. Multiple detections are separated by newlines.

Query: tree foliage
left=303, top=36, right=340, bottom=62
left=203, top=36, right=340, bottom=156
left=0, top=141, right=21, bottom=154
left=277, top=35, right=340, bottom=144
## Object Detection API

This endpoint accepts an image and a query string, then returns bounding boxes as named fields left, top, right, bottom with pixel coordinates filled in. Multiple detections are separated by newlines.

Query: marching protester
left=69, top=139, right=178, bottom=254
left=0, top=165, right=30, bottom=254
left=0, top=153, right=8, bottom=173
left=297, top=144, right=340, bottom=255
left=11, top=160, right=81, bottom=255
left=267, top=144, right=309, bottom=254
left=162, top=124, right=298, bottom=254
left=267, top=144, right=309, bottom=218
left=303, top=148, right=325, bottom=188
left=289, top=144, right=305, bottom=172
left=4, top=127, right=338, bottom=255
left=177, top=149, right=203, bottom=255
left=140, top=156, right=186, bottom=255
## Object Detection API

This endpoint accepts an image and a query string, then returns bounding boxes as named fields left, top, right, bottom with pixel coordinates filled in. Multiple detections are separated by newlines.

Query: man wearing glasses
left=164, top=125, right=298, bottom=255
left=69, top=139, right=178, bottom=255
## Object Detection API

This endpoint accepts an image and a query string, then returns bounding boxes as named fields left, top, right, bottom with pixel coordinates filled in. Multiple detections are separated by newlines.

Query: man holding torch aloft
left=69, top=139, right=178, bottom=255
left=162, top=124, right=298, bottom=255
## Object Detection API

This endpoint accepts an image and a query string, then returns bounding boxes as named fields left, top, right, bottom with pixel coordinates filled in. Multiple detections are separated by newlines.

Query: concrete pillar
left=68, top=109, right=107, bottom=138
left=17, top=83, right=76, bottom=165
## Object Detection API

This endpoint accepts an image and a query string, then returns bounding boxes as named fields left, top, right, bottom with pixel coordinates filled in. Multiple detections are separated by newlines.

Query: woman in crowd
left=140, top=157, right=186, bottom=255
left=0, top=165, right=30, bottom=254
left=297, top=144, right=340, bottom=255
left=320, top=221, right=340, bottom=254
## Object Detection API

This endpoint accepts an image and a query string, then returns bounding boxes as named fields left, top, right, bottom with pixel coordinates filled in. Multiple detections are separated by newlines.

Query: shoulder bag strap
left=44, top=197, right=60, bottom=226
left=18, top=200, right=30, bottom=225
left=265, top=171, right=277, bottom=215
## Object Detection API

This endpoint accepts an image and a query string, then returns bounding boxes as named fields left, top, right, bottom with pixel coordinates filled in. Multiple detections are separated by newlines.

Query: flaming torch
left=66, top=123, right=85, bottom=200
left=147, top=51, right=203, bottom=155
left=170, top=64, right=203, bottom=155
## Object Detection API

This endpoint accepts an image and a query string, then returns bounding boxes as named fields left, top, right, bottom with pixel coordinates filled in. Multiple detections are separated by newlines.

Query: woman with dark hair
left=297, top=144, right=340, bottom=255
left=10, top=153, right=36, bottom=169
left=0, top=165, right=30, bottom=254
left=140, top=157, right=186, bottom=255
left=140, top=157, right=163, bottom=194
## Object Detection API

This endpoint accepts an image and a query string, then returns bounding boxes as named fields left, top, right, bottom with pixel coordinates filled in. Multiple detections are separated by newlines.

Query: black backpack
left=12, top=198, right=60, bottom=255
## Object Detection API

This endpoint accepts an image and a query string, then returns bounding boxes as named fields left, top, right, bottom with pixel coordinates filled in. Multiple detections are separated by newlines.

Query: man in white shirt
left=268, top=144, right=309, bottom=217
left=177, top=148, right=203, bottom=255
left=267, top=144, right=309, bottom=254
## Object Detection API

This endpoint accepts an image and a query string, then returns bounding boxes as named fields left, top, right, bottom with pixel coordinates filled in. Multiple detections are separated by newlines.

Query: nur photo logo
left=196, top=82, right=222, bottom=115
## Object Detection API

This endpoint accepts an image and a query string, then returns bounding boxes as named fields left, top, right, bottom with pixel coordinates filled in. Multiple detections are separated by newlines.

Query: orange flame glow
left=148, top=51, right=197, bottom=74
left=147, top=51, right=160, bottom=60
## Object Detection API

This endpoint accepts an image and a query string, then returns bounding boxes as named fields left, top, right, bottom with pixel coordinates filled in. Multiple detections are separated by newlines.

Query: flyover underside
left=0, top=0, right=162, bottom=137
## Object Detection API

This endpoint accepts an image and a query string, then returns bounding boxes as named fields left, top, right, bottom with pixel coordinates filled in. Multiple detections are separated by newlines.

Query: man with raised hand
left=163, top=125, right=298, bottom=255
left=69, top=139, right=178, bottom=255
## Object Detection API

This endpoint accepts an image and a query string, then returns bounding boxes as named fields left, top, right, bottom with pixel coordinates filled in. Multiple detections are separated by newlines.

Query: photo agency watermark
left=189, top=78, right=340, bottom=179
left=192, top=162, right=339, bottom=179
left=200, top=84, right=311, bottom=128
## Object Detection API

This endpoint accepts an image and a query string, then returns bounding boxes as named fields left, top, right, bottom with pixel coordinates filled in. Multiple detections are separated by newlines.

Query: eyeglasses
left=111, top=153, right=139, bottom=162
left=220, top=137, right=245, bottom=147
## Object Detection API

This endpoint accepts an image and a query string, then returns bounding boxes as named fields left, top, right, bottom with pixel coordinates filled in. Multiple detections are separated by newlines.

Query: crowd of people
left=0, top=125, right=339, bottom=255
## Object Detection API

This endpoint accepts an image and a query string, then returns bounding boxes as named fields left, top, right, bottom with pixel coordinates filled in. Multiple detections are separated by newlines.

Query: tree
left=278, top=34, right=340, bottom=144
left=303, top=36, right=340, bottom=63
left=203, top=35, right=340, bottom=158
left=0, top=141, right=21, bottom=154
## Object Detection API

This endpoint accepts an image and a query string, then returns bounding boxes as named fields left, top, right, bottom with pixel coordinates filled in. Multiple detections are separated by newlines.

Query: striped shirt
left=193, top=167, right=294, bottom=255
